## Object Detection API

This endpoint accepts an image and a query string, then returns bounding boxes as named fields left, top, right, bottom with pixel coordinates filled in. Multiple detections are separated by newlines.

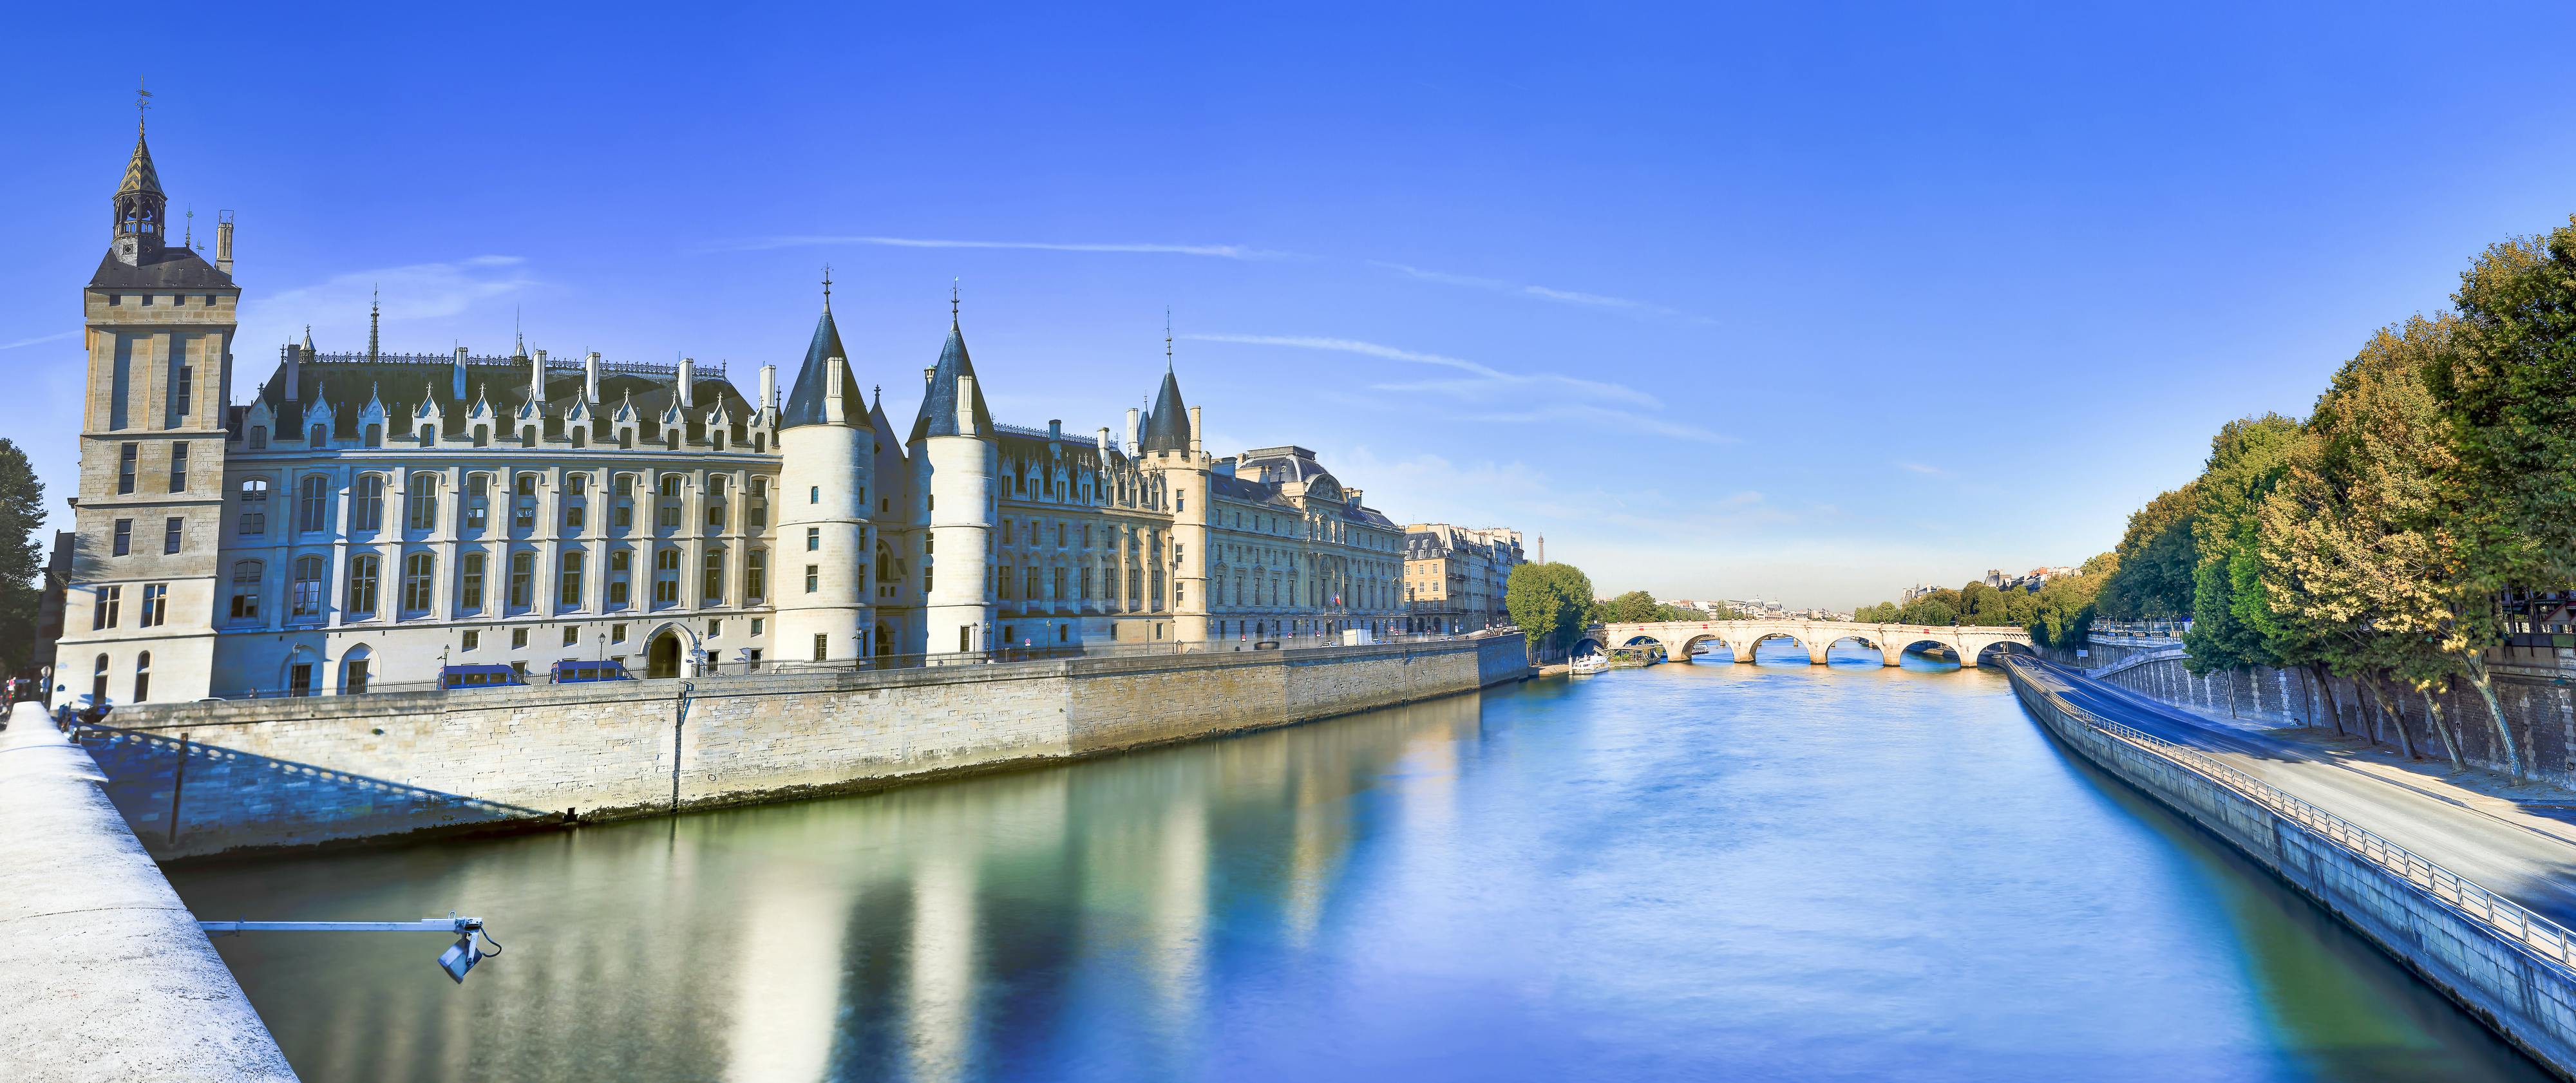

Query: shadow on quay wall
left=77, top=724, right=556, bottom=862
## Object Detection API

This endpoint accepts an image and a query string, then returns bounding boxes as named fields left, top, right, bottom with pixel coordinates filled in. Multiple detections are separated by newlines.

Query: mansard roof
left=249, top=354, right=756, bottom=441
left=1139, top=368, right=1191, bottom=453
left=909, top=320, right=994, bottom=442
left=779, top=306, right=866, bottom=430
left=88, top=245, right=232, bottom=290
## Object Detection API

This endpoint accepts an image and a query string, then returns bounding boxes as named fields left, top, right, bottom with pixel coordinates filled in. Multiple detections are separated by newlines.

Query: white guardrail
left=2017, top=659, right=2576, bottom=971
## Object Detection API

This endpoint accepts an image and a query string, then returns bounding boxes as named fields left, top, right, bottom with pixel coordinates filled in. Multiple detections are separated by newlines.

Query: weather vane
left=137, top=77, right=151, bottom=131
left=821, top=263, right=833, bottom=306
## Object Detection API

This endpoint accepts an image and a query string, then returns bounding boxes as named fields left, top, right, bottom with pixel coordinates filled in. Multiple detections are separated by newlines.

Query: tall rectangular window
left=560, top=551, right=585, bottom=607
left=406, top=475, right=439, bottom=531
left=93, top=585, right=122, bottom=630
left=806, top=527, right=819, bottom=552
left=167, top=442, right=188, bottom=492
left=117, top=443, right=137, bottom=494
left=805, top=564, right=818, bottom=594
left=402, top=553, right=435, bottom=612
left=509, top=551, right=535, bottom=608
left=229, top=560, right=263, bottom=621
left=813, top=634, right=827, bottom=661
left=652, top=548, right=679, bottom=605
left=298, top=475, right=330, bottom=532
left=353, top=475, right=384, bottom=531
left=290, top=556, right=325, bottom=619
left=112, top=518, right=131, bottom=556
left=460, top=553, right=486, bottom=612
left=746, top=549, right=766, bottom=602
left=171, top=358, right=194, bottom=424
left=346, top=554, right=380, bottom=618
left=110, top=335, right=132, bottom=429
left=163, top=516, right=182, bottom=554
left=702, top=549, right=725, bottom=603
left=609, top=549, right=632, bottom=607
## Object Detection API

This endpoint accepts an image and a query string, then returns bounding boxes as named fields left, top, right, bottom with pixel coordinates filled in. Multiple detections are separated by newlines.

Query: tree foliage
left=2181, top=415, right=2302, bottom=675
left=1506, top=562, right=1596, bottom=655
left=0, top=439, right=43, bottom=677
left=2095, top=484, right=2200, bottom=621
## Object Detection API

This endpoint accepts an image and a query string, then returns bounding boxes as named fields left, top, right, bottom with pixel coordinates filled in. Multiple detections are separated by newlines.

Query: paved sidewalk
left=2034, top=661, right=2576, bottom=927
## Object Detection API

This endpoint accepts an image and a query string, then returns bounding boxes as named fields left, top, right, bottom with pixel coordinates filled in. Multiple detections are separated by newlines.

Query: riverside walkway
left=0, top=702, right=296, bottom=1082
left=2029, top=659, right=2576, bottom=925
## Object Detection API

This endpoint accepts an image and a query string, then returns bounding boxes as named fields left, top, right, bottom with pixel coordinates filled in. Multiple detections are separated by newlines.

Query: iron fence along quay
left=2014, top=658, right=2576, bottom=973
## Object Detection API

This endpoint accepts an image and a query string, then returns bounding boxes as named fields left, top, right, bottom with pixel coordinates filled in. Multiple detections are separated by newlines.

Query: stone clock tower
left=57, top=109, right=239, bottom=704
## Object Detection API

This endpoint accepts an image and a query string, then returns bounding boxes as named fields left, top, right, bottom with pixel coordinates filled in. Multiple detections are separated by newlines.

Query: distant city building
left=1402, top=525, right=1524, bottom=634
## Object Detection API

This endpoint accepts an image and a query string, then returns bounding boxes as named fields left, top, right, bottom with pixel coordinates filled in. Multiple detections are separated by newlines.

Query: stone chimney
left=824, top=355, right=846, bottom=424
left=1048, top=419, right=1061, bottom=442
left=1187, top=406, right=1203, bottom=455
left=758, top=364, right=776, bottom=413
left=452, top=346, right=469, bottom=400
left=923, top=366, right=936, bottom=388
left=583, top=352, right=601, bottom=403
left=1124, top=408, right=1141, bottom=452
left=529, top=350, right=546, bottom=406
left=1097, top=426, right=1111, bottom=458
left=956, top=374, right=979, bottom=437
left=281, top=342, right=301, bottom=404
left=676, top=357, right=696, bottom=408
left=214, top=211, right=234, bottom=276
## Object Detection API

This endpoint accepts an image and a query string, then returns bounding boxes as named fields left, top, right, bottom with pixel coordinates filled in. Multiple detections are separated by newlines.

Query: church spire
left=111, top=81, right=168, bottom=264
left=368, top=287, right=381, bottom=362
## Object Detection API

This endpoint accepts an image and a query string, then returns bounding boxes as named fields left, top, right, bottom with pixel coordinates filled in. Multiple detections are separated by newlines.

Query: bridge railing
left=2009, top=657, right=2576, bottom=972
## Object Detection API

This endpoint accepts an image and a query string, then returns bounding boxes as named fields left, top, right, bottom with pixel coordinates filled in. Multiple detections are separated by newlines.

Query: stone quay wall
left=2002, top=659, right=2576, bottom=1079
left=86, top=635, right=1530, bottom=860
left=2070, top=634, right=2576, bottom=789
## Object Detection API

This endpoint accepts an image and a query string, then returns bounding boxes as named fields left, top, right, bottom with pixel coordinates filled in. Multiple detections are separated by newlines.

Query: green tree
left=1506, top=563, right=1596, bottom=657
left=2028, top=556, right=2113, bottom=648
left=2181, top=414, right=2302, bottom=680
left=2260, top=317, right=2513, bottom=776
left=1601, top=590, right=1665, bottom=623
left=2096, top=484, right=2200, bottom=621
left=0, top=440, right=43, bottom=677
left=2431, top=220, right=2576, bottom=587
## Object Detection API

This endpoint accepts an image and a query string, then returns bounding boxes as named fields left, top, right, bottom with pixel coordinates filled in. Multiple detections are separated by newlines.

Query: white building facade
left=56, top=124, right=1408, bottom=702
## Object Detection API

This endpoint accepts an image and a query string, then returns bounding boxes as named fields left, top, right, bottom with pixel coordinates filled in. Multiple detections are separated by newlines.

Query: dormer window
left=308, top=425, right=327, bottom=447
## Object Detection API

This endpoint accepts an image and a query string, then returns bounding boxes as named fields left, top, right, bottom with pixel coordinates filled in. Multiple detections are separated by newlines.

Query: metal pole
left=166, top=733, right=189, bottom=847
left=670, top=679, right=692, bottom=816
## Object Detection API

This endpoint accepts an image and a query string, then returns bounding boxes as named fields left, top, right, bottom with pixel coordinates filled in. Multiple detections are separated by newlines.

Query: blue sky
left=8, top=3, right=2575, bottom=608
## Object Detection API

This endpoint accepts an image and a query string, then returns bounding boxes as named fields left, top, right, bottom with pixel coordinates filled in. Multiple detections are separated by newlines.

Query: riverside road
left=2028, top=658, right=2576, bottom=925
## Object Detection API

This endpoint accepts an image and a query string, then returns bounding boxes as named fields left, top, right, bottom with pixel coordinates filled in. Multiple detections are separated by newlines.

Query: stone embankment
left=0, top=703, right=297, bottom=1082
left=2064, top=633, right=2576, bottom=789
left=88, top=634, right=1531, bottom=860
left=2003, top=657, right=2576, bottom=1078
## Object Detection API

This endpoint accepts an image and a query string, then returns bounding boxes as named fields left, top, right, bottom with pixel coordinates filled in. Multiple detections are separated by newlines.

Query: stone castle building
left=55, top=120, right=1408, bottom=702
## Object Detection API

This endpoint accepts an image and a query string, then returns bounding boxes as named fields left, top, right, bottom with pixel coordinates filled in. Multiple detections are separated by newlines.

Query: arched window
left=401, top=552, right=435, bottom=612
left=91, top=654, right=109, bottom=704
left=290, top=555, right=326, bottom=619
left=352, top=474, right=385, bottom=531
left=405, top=473, right=439, bottom=530
left=297, top=475, right=330, bottom=532
left=238, top=478, right=269, bottom=536
left=133, top=651, right=151, bottom=702
left=346, top=553, right=381, bottom=618
left=229, top=560, right=264, bottom=621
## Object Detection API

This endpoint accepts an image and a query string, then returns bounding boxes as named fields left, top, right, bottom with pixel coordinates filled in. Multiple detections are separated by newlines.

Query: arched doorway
left=646, top=630, right=683, bottom=678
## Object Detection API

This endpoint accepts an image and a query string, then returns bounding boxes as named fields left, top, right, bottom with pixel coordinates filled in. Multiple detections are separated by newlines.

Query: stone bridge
left=1584, top=620, right=2034, bottom=668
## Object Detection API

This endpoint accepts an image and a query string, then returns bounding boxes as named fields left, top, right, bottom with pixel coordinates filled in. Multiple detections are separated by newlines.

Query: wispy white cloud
left=1372, top=261, right=1700, bottom=319
left=242, top=256, right=537, bottom=351
left=719, top=236, right=1285, bottom=259
left=1458, top=404, right=1732, bottom=444
left=0, top=330, right=78, bottom=352
left=1181, top=333, right=1658, bottom=407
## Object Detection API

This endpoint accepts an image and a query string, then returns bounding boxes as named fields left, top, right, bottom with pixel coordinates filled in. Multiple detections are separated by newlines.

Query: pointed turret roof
left=779, top=305, right=866, bottom=429
left=118, top=129, right=163, bottom=198
left=908, top=318, right=994, bottom=442
left=1140, top=367, right=1191, bottom=453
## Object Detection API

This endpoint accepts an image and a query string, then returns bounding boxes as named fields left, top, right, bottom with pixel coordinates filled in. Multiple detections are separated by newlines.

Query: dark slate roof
left=89, top=245, right=234, bottom=290
left=779, top=306, right=865, bottom=429
left=1211, top=473, right=1296, bottom=510
left=250, top=357, right=755, bottom=441
left=909, top=321, right=995, bottom=442
left=1139, top=368, right=1191, bottom=453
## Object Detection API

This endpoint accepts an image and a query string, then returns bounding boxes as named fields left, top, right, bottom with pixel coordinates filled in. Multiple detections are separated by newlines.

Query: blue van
left=437, top=664, right=526, bottom=690
left=550, top=659, right=633, bottom=684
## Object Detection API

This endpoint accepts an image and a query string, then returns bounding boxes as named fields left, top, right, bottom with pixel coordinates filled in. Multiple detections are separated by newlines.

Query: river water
left=167, top=645, right=2552, bottom=1082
